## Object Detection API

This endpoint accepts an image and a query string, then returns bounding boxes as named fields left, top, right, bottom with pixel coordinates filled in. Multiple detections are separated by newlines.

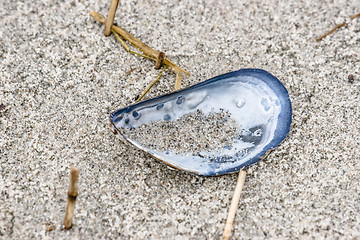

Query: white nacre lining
left=114, top=75, right=282, bottom=174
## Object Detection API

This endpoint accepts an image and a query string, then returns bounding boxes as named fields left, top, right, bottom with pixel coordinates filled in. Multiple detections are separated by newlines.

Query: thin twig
left=104, top=0, right=119, bottom=36
left=63, top=166, right=79, bottom=230
left=316, top=13, right=360, bottom=41
left=222, top=170, right=247, bottom=240
left=136, top=66, right=168, bottom=102
left=90, top=11, right=190, bottom=77
left=350, top=13, right=360, bottom=20
left=125, top=67, right=140, bottom=75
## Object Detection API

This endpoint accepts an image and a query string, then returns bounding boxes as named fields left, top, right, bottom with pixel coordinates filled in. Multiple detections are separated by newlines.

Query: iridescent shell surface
left=110, top=69, right=292, bottom=176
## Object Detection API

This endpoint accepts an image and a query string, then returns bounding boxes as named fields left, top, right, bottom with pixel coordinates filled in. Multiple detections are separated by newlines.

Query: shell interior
left=110, top=69, right=292, bottom=176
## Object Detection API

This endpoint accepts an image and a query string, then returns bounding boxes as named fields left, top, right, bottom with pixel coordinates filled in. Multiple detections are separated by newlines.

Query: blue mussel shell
left=110, top=69, right=292, bottom=176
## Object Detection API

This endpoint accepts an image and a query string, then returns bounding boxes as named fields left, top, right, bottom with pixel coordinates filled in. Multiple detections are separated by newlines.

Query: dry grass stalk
left=90, top=11, right=189, bottom=100
left=104, top=0, right=119, bottom=36
left=112, top=31, right=156, bottom=61
left=90, top=11, right=190, bottom=77
left=63, top=166, right=79, bottom=230
left=174, top=72, right=182, bottom=91
left=135, top=66, right=168, bottom=102
left=222, top=170, right=247, bottom=240
left=316, top=13, right=360, bottom=41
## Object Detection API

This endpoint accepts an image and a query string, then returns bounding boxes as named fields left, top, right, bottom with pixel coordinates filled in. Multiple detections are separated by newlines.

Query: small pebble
left=348, top=74, right=354, bottom=83
left=0, top=103, right=6, bottom=111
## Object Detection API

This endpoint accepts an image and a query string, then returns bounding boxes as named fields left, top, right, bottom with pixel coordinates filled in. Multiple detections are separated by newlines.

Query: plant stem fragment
left=90, top=11, right=190, bottom=77
left=104, top=0, right=119, bottom=36
left=316, top=13, right=360, bottom=41
left=63, top=166, right=79, bottom=230
left=112, top=31, right=156, bottom=61
left=222, top=170, right=247, bottom=240
left=155, top=51, right=165, bottom=70
left=136, top=66, right=168, bottom=102
left=174, top=73, right=182, bottom=91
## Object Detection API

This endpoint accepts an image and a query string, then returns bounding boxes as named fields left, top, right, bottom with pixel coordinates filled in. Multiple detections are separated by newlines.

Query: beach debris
left=63, top=166, right=79, bottom=230
left=135, top=66, right=167, bottom=102
left=223, top=170, right=247, bottom=240
left=103, top=0, right=119, bottom=37
left=316, top=13, right=360, bottom=41
left=154, top=51, right=166, bottom=70
left=46, top=224, right=55, bottom=232
left=96, top=3, right=292, bottom=239
left=348, top=74, right=354, bottom=83
left=90, top=11, right=189, bottom=101
left=0, top=103, right=6, bottom=112
left=110, top=68, right=292, bottom=176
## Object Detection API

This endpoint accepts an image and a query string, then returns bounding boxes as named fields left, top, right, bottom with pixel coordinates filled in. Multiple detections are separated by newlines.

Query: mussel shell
left=110, top=68, right=292, bottom=176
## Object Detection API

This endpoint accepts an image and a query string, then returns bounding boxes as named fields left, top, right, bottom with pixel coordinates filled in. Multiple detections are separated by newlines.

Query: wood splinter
left=63, top=166, right=79, bottom=230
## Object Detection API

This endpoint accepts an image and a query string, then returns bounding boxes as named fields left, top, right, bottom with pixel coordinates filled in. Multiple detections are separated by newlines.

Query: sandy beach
left=1, top=0, right=359, bottom=239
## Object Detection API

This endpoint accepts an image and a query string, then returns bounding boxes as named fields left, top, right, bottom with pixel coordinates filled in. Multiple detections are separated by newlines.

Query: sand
left=1, top=0, right=359, bottom=239
left=124, top=109, right=238, bottom=154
